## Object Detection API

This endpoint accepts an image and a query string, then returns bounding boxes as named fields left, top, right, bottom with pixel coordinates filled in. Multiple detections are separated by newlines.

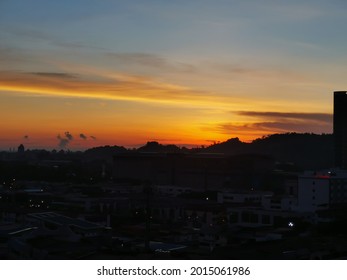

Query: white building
left=261, top=195, right=297, bottom=211
left=217, top=190, right=273, bottom=204
left=297, top=169, right=347, bottom=212
left=155, top=185, right=192, bottom=197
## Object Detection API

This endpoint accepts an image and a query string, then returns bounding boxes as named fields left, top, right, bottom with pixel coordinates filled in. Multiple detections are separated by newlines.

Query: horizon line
left=0, top=132, right=333, bottom=153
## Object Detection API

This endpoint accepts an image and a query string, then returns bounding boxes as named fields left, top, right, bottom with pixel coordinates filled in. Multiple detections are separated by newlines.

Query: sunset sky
left=1, top=0, right=345, bottom=150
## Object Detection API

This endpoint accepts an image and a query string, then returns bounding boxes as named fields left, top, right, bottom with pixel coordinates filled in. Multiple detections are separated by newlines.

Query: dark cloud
left=251, top=121, right=329, bottom=133
left=23, top=135, right=29, bottom=139
left=79, top=133, right=87, bottom=140
left=64, top=131, right=73, bottom=141
left=217, top=111, right=333, bottom=135
left=90, top=136, right=96, bottom=140
left=252, top=121, right=331, bottom=133
left=57, top=134, right=69, bottom=148
left=57, top=132, right=73, bottom=148
left=236, top=111, right=332, bottom=123
left=216, top=120, right=332, bottom=136
left=29, top=72, right=77, bottom=79
left=203, top=110, right=333, bottom=140
left=0, top=69, right=217, bottom=105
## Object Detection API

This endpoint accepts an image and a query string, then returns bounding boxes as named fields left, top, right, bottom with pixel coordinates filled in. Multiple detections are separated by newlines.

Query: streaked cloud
left=0, top=70, right=235, bottom=108
left=79, top=133, right=87, bottom=140
left=29, top=72, right=77, bottom=79
left=251, top=1, right=326, bottom=22
left=57, top=134, right=69, bottom=149
left=237, top=111, right=332, bottom=123
left=214, top=120, right=331, bottom=139
left=0, top=0, right=344, bottom=150
left=203, top=110, right=333, bottom=141
left=0, top=25, right=96, bottom=50
left=56, top=131, right=73, bottom=148
left=0, top=46, right=30, bottom=63
left=64, top=131, right=73, bottom=141
left=106, top=53, right=196, bottom=73
left=2, top=25, right=50, bottom=41
left=202, top=61, right=310, bottom=83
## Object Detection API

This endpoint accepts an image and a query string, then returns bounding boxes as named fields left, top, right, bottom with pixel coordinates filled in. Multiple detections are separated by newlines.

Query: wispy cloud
left=203, top=110, right=332, bottom=141
left=29, top=72, right=77, bottom=79
left=57, top=134, right=69, bottom=149
left=202, top=61, right=309, bottom=82
left=56, top=131, right=73, bottom=148
left=105, top=52, right=196, bottom=73
left=64, top=131, right=73, bottom=141
left=1, top=26, right=49, bottom=41
left=214, top=120, right=331, bottom=138
left=265, top=2, right=326, bottom=22
left=0, top=46, right=31, bottom=64
left=237, top=111, right=332, bottom=123
left=79, top=133, right=87, bottom=140
left=0, top=70, right=234, bottom=108
left=0, top=25, right=98, bottom=50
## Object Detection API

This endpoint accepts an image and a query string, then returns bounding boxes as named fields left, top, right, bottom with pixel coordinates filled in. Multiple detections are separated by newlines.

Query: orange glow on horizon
left=0, top=67, right=332, bottom=150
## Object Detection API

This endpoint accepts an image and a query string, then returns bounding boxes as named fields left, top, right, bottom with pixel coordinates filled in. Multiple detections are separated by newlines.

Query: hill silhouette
left=204, top=133, right=333, bottom=169
left=137, top=141, right=181, bottom=153
left=83, top=145, right=127, bottom=161
left=81, top=133, right=333, bottom=169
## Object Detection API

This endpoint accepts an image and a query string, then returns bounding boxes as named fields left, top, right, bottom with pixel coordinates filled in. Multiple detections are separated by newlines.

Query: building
left=297, top=169, right=347, bottom=212
left=334, top=91, right=347, bottom=169
left=297, top=171, right=330, bottom=212
left=217, top=189, right=272, bottom=204
left=113, top=153, right=274, bottom=190
left=17, top=144, right=25, bottom=154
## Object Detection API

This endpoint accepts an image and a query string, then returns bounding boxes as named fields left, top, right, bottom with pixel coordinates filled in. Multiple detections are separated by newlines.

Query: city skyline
left=1, top=0, right=346, bottom=150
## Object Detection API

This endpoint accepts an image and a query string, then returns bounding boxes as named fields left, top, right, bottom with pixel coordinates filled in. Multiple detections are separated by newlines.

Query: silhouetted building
left=113, top=153, right=274, bottom=190
left=334, top=91, right=347, bottom=169
left=17, top=144, right=25, bottom=154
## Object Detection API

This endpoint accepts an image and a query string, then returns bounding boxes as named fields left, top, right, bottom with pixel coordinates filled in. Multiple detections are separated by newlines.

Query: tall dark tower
left=334, top=91, right=347, bottom=169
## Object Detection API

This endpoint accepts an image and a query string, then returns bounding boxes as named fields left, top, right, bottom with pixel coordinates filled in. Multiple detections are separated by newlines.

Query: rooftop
left=28, top=212, right=103, bottom=230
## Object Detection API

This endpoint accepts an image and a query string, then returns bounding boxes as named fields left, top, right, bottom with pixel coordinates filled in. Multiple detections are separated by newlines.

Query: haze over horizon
left=1, top=0, right=345, bottom=150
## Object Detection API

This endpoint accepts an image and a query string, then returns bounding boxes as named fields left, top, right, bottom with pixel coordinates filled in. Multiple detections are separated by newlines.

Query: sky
left=0, top=0, right=345, bottom=150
